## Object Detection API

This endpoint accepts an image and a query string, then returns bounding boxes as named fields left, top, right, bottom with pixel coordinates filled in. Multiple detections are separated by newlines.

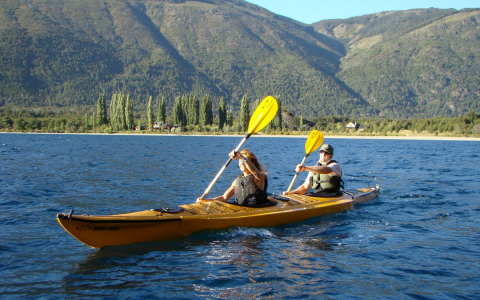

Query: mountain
left=313, top=8, right=480, bottom=117
left=0, top=0, right=479, bottom=118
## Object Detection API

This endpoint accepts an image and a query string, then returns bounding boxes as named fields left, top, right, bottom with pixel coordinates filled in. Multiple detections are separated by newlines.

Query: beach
left=1, top=131, right=479, bottom=141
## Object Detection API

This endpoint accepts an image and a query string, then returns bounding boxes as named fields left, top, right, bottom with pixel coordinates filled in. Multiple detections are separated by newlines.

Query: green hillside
left=314, top=8, right=480, bottom=118
left=0, top=0, right=479, bottom=118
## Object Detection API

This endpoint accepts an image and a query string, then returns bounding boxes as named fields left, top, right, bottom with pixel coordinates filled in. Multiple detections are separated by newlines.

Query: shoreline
left=2, top=131, right=479, bottom=141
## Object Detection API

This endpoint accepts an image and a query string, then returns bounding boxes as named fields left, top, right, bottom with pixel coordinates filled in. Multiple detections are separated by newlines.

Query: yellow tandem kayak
left=57, top=186, right=379, bottom=248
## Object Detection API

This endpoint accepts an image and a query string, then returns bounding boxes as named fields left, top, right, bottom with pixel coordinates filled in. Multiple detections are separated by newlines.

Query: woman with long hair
left=197, top=148, right=269, bottom=206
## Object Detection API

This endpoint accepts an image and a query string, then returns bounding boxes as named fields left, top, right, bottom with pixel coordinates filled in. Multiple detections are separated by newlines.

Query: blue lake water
left=1, top=133, right=479, bottom=299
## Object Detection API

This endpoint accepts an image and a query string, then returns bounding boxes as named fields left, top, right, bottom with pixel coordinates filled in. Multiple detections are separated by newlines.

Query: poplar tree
left=181, top=94, right=189, bottom=126
left=172, top=96, right=184, bottom=126
left=200, top=94, right=213, bottom=126
left=204, top=94, right=213, bottom=125
left=199, top=96, right=205, bottom=126
left=218, top=96, right=226, bottom=130
left=114, top=94, right=123, bottom=131
left=109, top=94, right=118, bottom=130
left=240, top=94, right=249, bottom=132
left=147, top=96, right=154, bottom=131
left=96, top=94, right=108, bottom=126
left=274, top=99, right=282, bottom=130
left=190, top=95, right=199, bottom=125
left=183, top=94, right=198, bottom=126
left=118, top=94, right=126, bottom=130
left=126, top=95, right=134, bottom=130
left=157, top=96, right=166, bottom=123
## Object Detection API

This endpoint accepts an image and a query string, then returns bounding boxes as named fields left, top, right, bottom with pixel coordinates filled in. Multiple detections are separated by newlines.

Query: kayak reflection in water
left=197, top=149, right=269, bottom=206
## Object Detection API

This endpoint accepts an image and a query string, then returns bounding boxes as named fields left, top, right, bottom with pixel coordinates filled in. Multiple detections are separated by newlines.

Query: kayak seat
left=150, top=207, right=185, bottom=213
left=228, top=200, right=278, bottom=208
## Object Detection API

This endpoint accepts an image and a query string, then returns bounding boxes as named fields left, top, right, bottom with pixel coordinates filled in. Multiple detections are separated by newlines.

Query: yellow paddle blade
left=247, top=96, right=278, bottom=134
left=305, top=130, right=324, bottom=155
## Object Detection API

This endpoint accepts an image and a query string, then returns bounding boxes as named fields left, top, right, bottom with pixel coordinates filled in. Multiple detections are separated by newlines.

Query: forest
left=1, top=1, right=479, bottom=119
left=1, top=93, right=479, bottom=138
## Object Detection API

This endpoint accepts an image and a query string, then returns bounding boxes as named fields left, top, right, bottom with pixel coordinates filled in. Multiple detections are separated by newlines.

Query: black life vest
left=234, top=174, right=269, bottom=206
left=310, top=160, right=344, bottom=193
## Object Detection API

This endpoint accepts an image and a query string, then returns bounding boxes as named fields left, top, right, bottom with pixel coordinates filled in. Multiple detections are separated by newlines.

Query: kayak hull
left=57, top=187, right=379, bottom=248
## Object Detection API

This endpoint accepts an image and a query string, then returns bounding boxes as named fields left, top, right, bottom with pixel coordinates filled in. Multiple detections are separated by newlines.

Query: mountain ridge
left=0, top=0, right=478, bottom=118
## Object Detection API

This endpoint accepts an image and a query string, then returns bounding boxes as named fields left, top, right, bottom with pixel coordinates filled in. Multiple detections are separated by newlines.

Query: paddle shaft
left=286, top=155, right=308, bottom=193
left=199, top=133, right=251, bottom=200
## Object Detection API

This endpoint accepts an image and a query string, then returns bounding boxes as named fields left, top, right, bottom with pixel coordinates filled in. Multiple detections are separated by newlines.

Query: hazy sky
left=244, top=0, right=479, bottom=24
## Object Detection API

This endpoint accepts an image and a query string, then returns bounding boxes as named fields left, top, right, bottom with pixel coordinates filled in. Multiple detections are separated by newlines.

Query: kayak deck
left=57, top=187, right=379, bottom=248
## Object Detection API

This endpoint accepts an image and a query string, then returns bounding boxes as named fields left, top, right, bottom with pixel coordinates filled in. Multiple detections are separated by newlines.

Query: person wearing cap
left=285, top=144, right=344, bottom=196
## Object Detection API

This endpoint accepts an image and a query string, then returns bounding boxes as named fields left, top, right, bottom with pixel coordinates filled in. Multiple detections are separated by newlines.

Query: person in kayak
left=197, top=148, right=269, bottom=206
left=285, top=144, right=344, bottom=197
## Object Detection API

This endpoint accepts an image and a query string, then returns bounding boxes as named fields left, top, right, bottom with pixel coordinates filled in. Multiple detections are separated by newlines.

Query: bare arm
left=296, top=165, right=333, bottom=175
left=230, top=150, right=265, bottom=181
left=242, top=158, right=265, bottom=181
left=285, top=182, right=311, bottom=195
left=197, top=180, right=235, bottom=203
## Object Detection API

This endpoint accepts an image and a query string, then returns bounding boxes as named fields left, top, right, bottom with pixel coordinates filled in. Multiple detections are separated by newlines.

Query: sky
left=244, top=0, right=480, bottom=24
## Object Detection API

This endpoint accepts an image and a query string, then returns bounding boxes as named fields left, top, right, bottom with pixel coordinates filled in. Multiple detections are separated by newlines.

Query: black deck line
left=57, top=213, right=182, bottom=223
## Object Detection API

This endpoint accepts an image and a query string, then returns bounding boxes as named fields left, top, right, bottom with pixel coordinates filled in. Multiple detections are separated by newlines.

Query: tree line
left=1, top=93, right=479, bottom=137
left=0, top=93, right=284, bottom=134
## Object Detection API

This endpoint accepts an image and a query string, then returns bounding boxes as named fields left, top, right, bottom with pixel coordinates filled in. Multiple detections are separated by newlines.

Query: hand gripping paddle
left=286, top=130, right=324, bottom=193
left=199, top=96, right=278, bottom=200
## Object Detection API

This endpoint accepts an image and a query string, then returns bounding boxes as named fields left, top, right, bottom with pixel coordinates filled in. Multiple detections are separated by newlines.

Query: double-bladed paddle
left=199, top=95, right=279, bottom=200
left=286, top=130, right=324, bottom=193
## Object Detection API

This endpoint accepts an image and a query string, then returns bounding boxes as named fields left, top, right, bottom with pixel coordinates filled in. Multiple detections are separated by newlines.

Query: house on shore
left=153, top=122, right=173, bottom=131
left=346, top=121, right=362, bottom=131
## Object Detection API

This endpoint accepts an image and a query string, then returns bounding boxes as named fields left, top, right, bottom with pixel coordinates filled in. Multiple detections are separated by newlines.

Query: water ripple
left=0, top=134, right=479, bottom=299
